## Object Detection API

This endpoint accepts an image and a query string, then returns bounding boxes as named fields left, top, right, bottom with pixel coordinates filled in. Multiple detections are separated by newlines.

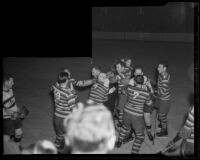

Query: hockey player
left=88, top=72, right=110, bottom=104
left=3, top=74, right=23, bottom=148
left=113, top=60, right=130, bottom=126
left=51, top=71, right=95, bottom=150
left=104, top=70, right=119, bottom=115
left=121, top=57, right=133, bottom=79
left=135, top=66, right=155, bottom=141
left=115, top=74, right=153, bottom=154
left=89, top=66, right=118, bottom=110
left=122, top=65, right=156, bottom=143
left=156, top=61, right=171, bottom=137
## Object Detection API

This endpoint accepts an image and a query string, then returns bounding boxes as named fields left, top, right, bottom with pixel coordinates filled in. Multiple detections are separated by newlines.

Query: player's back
left=125, top=83, right=151, bottom=116
left=51, top=83, right=77, bottom=118
left=89, top=82, right=109, bottom=104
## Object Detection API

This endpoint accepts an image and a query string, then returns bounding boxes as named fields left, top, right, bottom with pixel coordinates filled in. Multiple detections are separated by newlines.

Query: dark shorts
left=3, top=118, right=22, bottom=136
left=144, top=104, right=154, bottom=113
left=123, top=111, right=145, bottom=133
left=158, top=99, right=171, bottom=114
left=53, top=115, right=66, bottom=136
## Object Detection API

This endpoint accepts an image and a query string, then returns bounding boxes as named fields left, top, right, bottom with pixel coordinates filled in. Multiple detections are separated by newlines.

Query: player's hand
left=109, top=87, right=116, bottom=94
left=11, top=112, right=19, bottom=120
left=103, top=78, right=110, bottom=87
left=178, top=127, right=192, bottom=139
left=129, top=79, right=135, bottom=86
left=18, top=106, right=29, bottom=119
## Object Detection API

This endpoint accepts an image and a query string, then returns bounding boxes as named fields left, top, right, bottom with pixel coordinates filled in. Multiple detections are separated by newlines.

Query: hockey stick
left=156, top=133, right=182, bottom=154
left=151, top=92, right=158, bottom=145
left=152, top=108, right=158, bottom=145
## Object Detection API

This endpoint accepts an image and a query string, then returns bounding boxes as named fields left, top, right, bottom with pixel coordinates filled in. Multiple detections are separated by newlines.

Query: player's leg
left=122, top=128, right=135, bottom=144
left=156, top=99, right=171, bottom=137
left=143, top=104, right=154, bottom=141
left=115, top=111, right=131, bottom=148
left=118, top=94, right=127, bottom=125
left=53, top=116, right=65, bottom=150
left=3, top=119, right=14, bottom=142
left=14, top=118, right=23, bottom=147
left=131, top=116, right=145, bottom=154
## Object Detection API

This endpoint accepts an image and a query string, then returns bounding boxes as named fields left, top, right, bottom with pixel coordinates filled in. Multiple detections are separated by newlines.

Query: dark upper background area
left=92, top=2, right=195, bottom=33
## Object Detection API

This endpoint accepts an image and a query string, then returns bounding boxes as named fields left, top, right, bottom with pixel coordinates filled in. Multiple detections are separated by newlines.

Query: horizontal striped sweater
left=51, top=83, right=78, bottom=118
left=157, top=72, right=171, bottom=100
left=124, top=79, right=152, bottom=116
left=88, top=82, right=109, bottom=104
left=3, top=89, right=18, bottom=119
left=184, top=106, right=194, bottom=143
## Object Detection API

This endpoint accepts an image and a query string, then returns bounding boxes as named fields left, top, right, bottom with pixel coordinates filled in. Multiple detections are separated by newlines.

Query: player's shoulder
left=163, top=72, right=170, bottom=80
left=143, top=75, right=148, bottom=83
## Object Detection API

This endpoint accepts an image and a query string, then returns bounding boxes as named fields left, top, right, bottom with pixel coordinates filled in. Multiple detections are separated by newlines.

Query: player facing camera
left=134, top=75, right=144, bottom=85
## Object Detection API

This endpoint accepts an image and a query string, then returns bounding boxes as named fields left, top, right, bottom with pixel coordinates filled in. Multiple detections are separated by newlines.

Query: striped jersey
left=184, top=106, right=194, bottom=143
left=157, top=72, right=171, bottom=100
left=51, top=83, right=78, bottom=118
left=70, top=78, right=95, bottom=87
left=88, top=82, right=109, bottom=104
left=3, top=89, right=18, bottom=119
left=124, top=79, right=153, bottom=116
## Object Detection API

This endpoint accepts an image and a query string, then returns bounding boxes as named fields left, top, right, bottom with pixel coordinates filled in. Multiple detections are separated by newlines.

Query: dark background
left=92, top=2, right=194, bottom=33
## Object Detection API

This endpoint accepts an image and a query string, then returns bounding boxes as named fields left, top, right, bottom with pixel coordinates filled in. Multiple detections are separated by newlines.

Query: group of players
left=50, top=57, right=194, bottom=155
left=3, top=57, right=194, bottom=155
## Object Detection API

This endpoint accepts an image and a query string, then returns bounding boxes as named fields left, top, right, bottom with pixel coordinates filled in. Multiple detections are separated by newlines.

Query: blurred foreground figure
left=63, top=101, right=116, bottom=154
left=3, top=140, right=20, bottom=154
left=21, top=140, right=57, bottom=154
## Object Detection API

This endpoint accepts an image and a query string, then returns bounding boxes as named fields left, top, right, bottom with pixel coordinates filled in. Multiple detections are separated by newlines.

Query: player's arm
left=71, top=78, right=96, bottom=87
left=102, top=79, right=110, bottom=101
